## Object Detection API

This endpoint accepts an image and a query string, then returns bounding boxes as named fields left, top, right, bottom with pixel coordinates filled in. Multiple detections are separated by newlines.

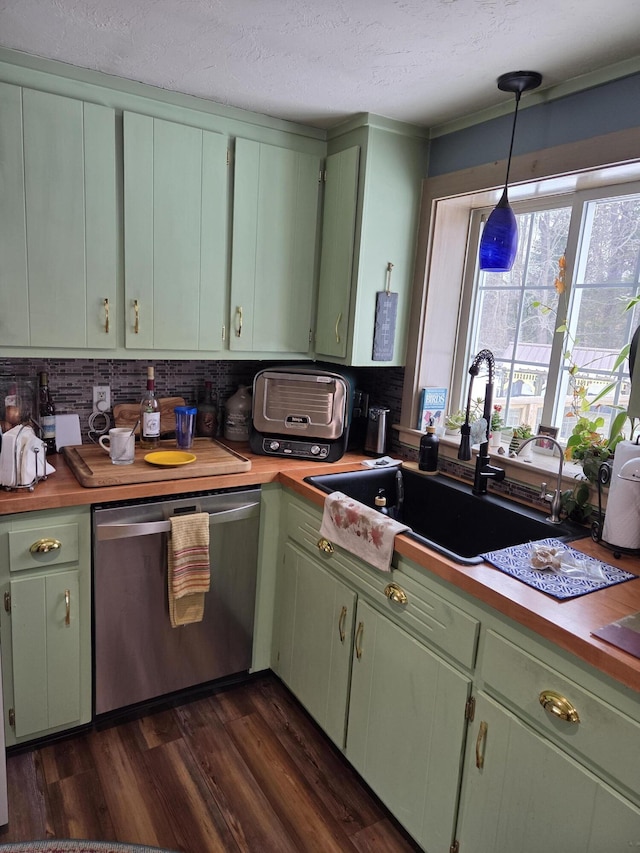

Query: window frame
left=453, top=180, right=640, bottom=438
left=399, top=132, right=640, bottom=455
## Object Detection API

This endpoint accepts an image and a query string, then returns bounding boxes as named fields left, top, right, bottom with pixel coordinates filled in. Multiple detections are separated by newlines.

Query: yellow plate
left=144, top=451, right=197, bottom=467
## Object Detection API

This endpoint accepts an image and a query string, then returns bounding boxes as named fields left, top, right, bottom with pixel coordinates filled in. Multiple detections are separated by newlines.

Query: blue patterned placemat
left=482, top=537, right=637, bottom=600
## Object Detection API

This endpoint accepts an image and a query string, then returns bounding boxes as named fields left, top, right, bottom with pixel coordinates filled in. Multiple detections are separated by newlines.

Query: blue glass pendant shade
left=479, top=189, right=518, bottom=272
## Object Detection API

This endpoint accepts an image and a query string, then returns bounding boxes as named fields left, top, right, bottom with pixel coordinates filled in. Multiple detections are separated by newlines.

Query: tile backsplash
left=0, top=358, right=405, bottom=447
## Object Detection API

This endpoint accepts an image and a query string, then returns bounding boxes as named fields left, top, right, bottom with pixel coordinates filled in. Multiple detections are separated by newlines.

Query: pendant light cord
left=503, top=91, right=522, bottom=190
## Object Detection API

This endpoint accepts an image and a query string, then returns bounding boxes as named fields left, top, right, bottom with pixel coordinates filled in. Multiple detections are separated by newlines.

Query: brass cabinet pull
left=539, top=690, right=580, bottom=723
left=476, top=720, right=488, bottom=768
left=317, top=538, right=334, bottom=555
left=335, top=312, right=342, bottom=344
left=64, top=589, right=71, bottom=626
left=338, top=605, right=347, bottom=643
left=235, top=306, right=243, bottom=337
left=385, top=261, right=394, bottom=293
left=30, top=538, right=61, bottom=554
left=355, top=621, right=364, bottom=660
left=104, top=298, right=110, bottom=334
left=134, top=299, right=140, bottom=334
left=384, top=582, right=408, bottom=606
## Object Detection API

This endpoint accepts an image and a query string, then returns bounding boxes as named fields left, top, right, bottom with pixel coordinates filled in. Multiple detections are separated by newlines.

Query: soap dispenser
left=419, top=421, right=439, bottom=473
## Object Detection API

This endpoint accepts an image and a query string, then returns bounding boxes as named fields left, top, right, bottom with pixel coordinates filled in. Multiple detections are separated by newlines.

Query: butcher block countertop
left=1, top=443, right=639, bottom=693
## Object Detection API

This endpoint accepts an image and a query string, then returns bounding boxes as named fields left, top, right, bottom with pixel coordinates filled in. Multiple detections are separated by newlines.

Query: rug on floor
left=0, top=841, right=178, bottom=853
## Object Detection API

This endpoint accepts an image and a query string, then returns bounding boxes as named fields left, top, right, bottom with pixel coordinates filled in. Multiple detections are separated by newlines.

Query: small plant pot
left=489, top=431, right=502, bottom=449
left=509, top=436, right=532, bottom=460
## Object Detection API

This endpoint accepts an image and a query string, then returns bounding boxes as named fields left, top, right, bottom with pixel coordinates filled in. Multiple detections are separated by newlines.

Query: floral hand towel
left=319, top=491, right=409, bottom=572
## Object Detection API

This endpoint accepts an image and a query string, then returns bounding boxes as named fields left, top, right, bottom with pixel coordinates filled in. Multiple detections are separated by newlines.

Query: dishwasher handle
left=95, top=500, right=260, bottom=541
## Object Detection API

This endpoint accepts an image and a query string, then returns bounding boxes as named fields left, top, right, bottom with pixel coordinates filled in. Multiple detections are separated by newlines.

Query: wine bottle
left=140, top=365, right=160, bottom=449
left=38, top=372, right=56, bottom=455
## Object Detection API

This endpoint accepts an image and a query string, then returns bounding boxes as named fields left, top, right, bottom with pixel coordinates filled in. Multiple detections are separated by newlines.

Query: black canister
left=419, top=425, right=439, bottom=473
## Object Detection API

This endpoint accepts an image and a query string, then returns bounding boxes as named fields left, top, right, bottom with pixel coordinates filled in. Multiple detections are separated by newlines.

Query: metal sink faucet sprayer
left=458, top=348, right=505, bottom=495
left=514, top=435, right=565, bottom=523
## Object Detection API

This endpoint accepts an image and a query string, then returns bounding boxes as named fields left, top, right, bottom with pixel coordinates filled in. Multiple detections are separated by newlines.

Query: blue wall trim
left=428, top=72, right=640, bottom=177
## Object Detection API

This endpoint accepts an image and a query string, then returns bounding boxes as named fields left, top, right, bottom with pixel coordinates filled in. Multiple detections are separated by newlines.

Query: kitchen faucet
left=514, top=435, right=565, bottom=523
left=458, top=348, right=505, bottom=495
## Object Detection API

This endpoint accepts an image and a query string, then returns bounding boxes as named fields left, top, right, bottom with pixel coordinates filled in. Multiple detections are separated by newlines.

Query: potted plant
left=489, top=405, right=504, bottom=448
left=509, top=423, right=534, bottom=458
left=444, top=409, right=466, bottom=435
left=564, top=412, right=625, bottom=483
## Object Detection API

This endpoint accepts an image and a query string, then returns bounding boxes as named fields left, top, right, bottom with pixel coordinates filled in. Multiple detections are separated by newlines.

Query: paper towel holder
left=592, top=457, right=640, bottom=558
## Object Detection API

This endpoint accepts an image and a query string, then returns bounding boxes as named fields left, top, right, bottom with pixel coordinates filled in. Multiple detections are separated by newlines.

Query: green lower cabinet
left=10, top=570, right=81, bottom=738
left=346, top=599, right=471, bottom=852
left=274, top=542, right=356, bottom=748
left=456, top=693, right=640, bottom=852
left=0, top=507, right=92, bottom=747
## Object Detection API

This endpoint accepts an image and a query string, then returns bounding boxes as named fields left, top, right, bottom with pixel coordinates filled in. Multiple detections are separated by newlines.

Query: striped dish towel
left=167, top=512, right=210, bottom=627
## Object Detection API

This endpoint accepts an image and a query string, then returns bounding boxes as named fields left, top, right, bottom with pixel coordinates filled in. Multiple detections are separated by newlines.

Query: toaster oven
left=249, top=366, right=352, bottom=461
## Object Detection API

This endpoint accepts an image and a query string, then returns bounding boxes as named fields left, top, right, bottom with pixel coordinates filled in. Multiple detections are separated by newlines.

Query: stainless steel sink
left=304, top=467, right=585, bottom=565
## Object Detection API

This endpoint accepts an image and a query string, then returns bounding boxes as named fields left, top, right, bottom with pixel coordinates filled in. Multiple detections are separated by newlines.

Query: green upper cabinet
left=124, top=112, right=229, bottom=351
left=314, top=118, right=427, bottom=366
left=230, top=138, right=321, bottom=354
left=0, top=83, right=117, bottom=349
left=314, top=147, right=360, bottom=358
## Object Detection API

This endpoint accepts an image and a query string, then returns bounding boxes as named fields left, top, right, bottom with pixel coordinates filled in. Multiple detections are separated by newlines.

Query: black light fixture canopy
left=479, top=70, right=542, bottom=273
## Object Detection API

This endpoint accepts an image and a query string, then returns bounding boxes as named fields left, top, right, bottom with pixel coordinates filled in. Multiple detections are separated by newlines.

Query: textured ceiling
left=1, top=0, right=640, bottom=129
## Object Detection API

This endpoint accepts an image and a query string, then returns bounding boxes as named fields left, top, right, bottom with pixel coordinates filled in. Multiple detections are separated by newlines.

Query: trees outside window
left=459, top=185, right=640, bottom=442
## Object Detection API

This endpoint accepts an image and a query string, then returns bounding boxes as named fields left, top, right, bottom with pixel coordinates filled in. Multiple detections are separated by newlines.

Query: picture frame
left=534, top=424, right=559, bottom=455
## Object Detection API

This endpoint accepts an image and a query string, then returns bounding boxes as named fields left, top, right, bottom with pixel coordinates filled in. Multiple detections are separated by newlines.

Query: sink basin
left=304, top=466, right=585, bottom=565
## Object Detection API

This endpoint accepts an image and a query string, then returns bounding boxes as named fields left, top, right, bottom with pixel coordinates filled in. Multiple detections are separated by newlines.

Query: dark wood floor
left=0, top=673, right=421, bottom=852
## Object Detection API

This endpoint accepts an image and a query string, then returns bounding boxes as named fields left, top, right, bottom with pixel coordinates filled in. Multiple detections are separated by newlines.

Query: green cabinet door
left=0, top=506, right=92, bottom=747
left=274, top=542, right=356, bottom=748
left=314, top=121, right=426, bottom=366
left=0, top=83, right=116, bottom=349
left=230, top=138, right=320, bottom=353
left=124, top=112, right=228, bottom=351
left=10, top=570, right=81, bottom=738
left=314, top=147, right=360, bottom=358
left=346, top=599, right=471, bottom=852
left=457, top=692, right=640, bottom=852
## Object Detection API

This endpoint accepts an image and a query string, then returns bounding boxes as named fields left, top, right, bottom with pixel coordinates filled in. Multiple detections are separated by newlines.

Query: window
left=456, top=183, right=640, bottom=441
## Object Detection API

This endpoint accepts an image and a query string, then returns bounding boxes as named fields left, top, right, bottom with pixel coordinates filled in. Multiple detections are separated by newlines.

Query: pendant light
left=479, top=70, right=542, bottom=272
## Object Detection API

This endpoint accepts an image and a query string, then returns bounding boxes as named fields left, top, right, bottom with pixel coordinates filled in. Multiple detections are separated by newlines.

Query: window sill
left=394, top=424, right=588, bottom=494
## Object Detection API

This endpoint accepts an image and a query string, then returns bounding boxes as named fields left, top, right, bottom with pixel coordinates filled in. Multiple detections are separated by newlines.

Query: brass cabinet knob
left=384, top=582, right=408, bottom=606
left=317, top=538, right=334, bottom=554
left=539, top=690, right=580, bottom=723
left=30, top=538, right=62, bottom=554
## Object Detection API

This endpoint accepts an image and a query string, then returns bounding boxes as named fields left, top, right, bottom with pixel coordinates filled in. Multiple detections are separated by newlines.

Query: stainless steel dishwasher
left=93, top=487, right=261, bottom=717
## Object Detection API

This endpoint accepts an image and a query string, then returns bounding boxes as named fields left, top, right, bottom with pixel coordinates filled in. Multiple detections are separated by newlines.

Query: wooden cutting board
left=113, top=397, right=186, bottom=435
left=63, top=438, right=251, bottom=487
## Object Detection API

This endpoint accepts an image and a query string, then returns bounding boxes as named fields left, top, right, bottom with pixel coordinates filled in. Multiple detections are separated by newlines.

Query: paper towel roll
left=602, top=440, right=640, bottom=549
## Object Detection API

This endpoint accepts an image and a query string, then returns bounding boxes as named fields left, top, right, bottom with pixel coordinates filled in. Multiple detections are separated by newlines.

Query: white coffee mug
left=99, top=427, right=135, bottom=465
